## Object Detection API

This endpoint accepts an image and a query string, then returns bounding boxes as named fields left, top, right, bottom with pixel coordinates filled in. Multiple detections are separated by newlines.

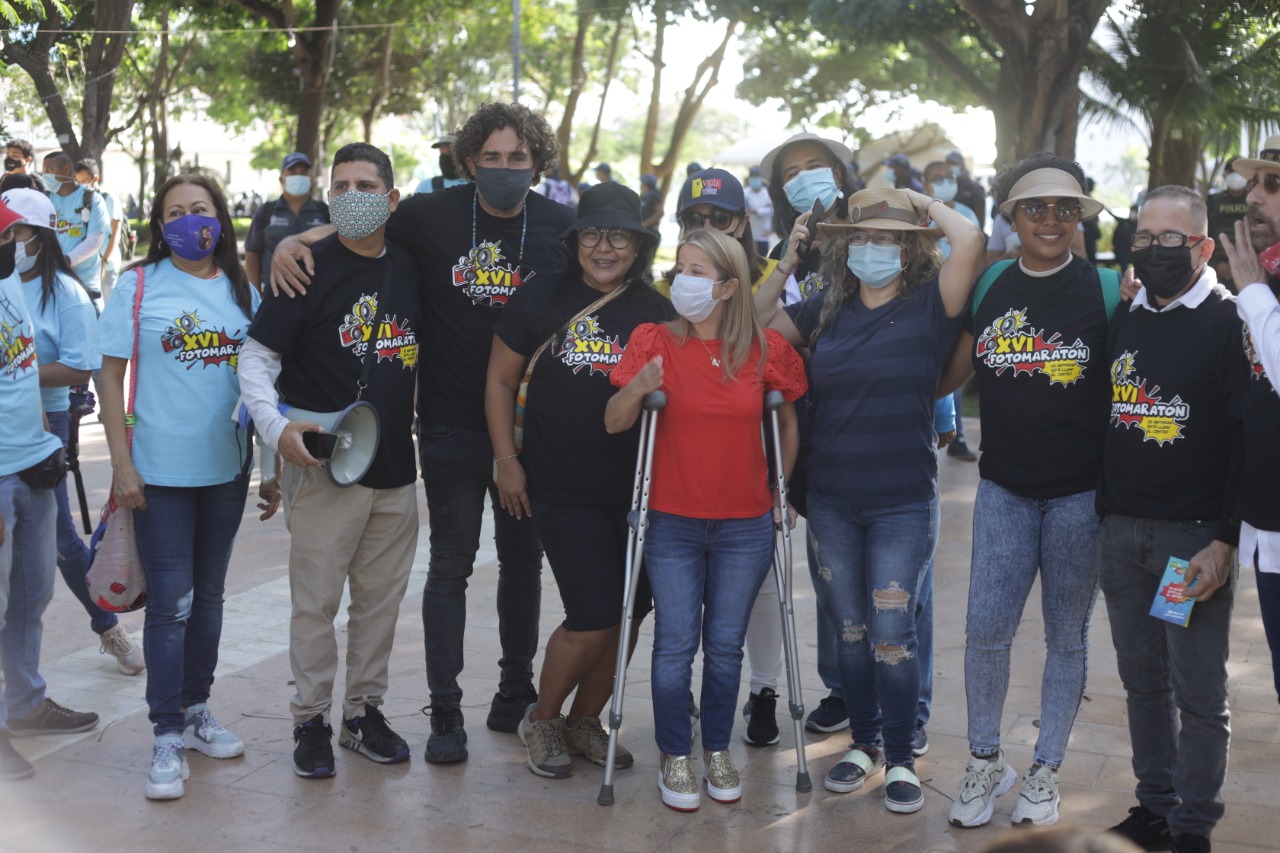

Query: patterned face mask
left=329, top=189, right=392, bottom=240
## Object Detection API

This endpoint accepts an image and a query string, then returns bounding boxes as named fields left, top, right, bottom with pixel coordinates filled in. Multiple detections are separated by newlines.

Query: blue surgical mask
left=846, top=243, right=902, bottom=289
left=950, top=165, right=962, bottom=178
left=40, top=172, right=66, bottom=193
left=283, top=174, right=312, bottom=196
left=931, top=178, right=958, bottom=203
left=783, top=167, right=839, bottom=213
left=884, top=169, right=896, bottom=185
left=748, top=176, right=763, bottom=190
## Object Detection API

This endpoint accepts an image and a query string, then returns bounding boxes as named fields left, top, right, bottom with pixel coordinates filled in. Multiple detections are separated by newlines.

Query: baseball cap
left=595, top=162, right=612, bottom=175
left=885, top=154, right=911, bottom=169
left=0, top=197, right=22, bottom=234
left=431, top=135, right=455, bottom=149
left=748, top=165, right=761, bottom=176
left=640, top=173, right=657, bottom=187
left=0, top=188, right=57, bottom=230
left=678, top=168, right=745, bottom=213
left=282, top=152, right=312, bottom=171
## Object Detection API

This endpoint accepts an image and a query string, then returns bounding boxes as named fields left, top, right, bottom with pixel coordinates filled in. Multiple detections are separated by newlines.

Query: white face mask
left=14, top=235, right=39, bottom=275
left=930, top=178, right=958, bottom=203
left=670, top=273, right=723, bottom=323
left=1226, top=172, right=1248, bottom=192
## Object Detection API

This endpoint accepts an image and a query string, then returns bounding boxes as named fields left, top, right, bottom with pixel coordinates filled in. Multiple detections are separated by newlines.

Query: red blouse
left=611, top=324, right=808, bottom=519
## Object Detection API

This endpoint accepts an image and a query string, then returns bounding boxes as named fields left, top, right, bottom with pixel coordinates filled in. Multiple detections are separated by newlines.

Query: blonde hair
left=667, top=227, right=768, bottom=380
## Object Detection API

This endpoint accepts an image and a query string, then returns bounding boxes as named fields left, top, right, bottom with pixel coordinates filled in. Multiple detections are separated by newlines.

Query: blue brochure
left=1149, top=556, right=1197, bottom=627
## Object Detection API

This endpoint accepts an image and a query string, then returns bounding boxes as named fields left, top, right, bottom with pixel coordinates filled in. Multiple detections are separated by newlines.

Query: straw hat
left=1232, top=134, right=1280, bottom=180
left=817, top=187, right=936, bottom=234
left=760, top=132, right=854, bottom=182
left=998, top=168, right=1103, bottom=219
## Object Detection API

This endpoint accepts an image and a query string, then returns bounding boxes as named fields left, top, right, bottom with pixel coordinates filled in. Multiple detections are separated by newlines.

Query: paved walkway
left=1, top=420, right=1277, bottom=852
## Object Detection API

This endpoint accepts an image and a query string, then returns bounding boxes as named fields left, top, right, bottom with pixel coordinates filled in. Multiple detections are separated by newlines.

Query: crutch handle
left=764, top=389, right=785, bottom=411
left=643, top=390, right=667, bottom=411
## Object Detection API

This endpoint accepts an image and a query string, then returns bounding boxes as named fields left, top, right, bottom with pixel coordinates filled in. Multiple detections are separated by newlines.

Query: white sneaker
left=183, top=703, right=245, bottom=759
left=99, top=624, right=145, bottom=676
left=948, top=751, right=1017, bottom=828
left=1011, top=764, right=1060, bottom=826
left=145, top=734, right=189, bottom=800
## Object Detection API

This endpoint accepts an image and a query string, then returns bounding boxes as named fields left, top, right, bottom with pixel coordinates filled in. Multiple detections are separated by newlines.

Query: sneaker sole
left=517, top=723, right=572, bottom=779
left=566, top=742, right=633, bottom=769
left=183, top=731, right=245, bottom=759
left=886, top=793, right=925, bottom=814
left=115, top=661, right=146, bottom=676
left=338, top=732, right=409, bottom=765
left=423, top=742, right=468, bottom=764
left=0, top=764, right=34, bottom=781
left=706, top=779, right=742, bottom=804
left=804, top=719, right=850, bottom=734
left=145, top=760, right=189, bottom=800
left=1012, top=799, right=1060, bottom=826
left=293, top=760, right=335, bottom=778
left=912, top=742, right=929, bottom=757
left=949, top=765, right=1018, bottom=828
left=7, top=719, right=99, bottom=738
left=658, top=771, right=700, bottom=812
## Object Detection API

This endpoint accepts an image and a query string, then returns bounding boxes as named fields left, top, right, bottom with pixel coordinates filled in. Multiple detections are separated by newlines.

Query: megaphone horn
left=283, top=401, right=381, bottom=488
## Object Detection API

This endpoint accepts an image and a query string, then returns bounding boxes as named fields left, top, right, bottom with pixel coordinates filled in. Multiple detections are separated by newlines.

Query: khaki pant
left=282, top=462, right=418, bottom=724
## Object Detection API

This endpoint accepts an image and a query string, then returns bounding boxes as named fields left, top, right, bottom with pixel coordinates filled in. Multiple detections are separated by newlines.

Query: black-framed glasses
left=577, top=227, right=635, bottom=249
left=1131, top=231, right=1206, bottom=249
left=1247, top=172, right=1280, bottom=194
left=681, top=210, right=739, bottom=231
left=1018, top=199, right=1083, bottom=223
left=849, top=232, right=902, bottom=247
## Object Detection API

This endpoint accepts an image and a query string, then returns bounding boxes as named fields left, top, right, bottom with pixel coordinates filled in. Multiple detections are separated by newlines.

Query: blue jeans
left=645, top=510, right=774, bottom=755
left=419, top=423, right=542, bottom=707
left=134, top=480, right=247, bottom=735
left=1098, top=515, right=1233, bottom=838
left=806, top=489, right=937, bottom=765
left=46, top=410, right=117, bottom=635
left=965, top=479, right=1100, bottom=768
left=0, top=474, right=57, bottom=728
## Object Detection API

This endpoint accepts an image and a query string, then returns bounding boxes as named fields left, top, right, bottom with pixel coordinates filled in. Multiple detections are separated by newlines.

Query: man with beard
left=270, top=103, right=574, bottom=766
left=1099, top=186, right=1245, bottom=853
left=415, top=136, right=467, bottom=195
left=1220, top=136, right=1280, bottom=713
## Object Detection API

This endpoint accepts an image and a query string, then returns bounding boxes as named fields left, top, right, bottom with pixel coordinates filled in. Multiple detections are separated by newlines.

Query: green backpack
left=971, top=259, right=1121, bottom=321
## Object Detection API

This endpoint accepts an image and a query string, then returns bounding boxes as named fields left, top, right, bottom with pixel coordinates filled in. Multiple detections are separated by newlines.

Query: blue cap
left=595, top=162, right=611, bottom=175
left=678, top=168, right=744, bottom=213
left=640, top=173, right=657, bottom=187
left=885, top=154, right=911, bottom=168
left=282, top=152, right=312, bottom=170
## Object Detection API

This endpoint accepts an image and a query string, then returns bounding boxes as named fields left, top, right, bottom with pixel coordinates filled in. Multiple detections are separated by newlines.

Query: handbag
left=86, top=267, right=148, bottom=613
left=513, top=286, right=626, bottom=453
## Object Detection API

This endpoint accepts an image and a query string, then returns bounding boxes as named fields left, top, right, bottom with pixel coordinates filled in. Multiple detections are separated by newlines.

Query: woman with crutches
left=755, top=187, right=983, bottom=813
left=606, top=227, right=807, bottom=812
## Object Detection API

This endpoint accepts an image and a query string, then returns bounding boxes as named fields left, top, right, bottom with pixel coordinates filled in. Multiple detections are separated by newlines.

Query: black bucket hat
left=562, top=182, right=658, bottom=247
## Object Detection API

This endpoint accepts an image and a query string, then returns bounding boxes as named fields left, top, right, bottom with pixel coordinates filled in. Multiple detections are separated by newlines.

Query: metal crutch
left=765, top=389, right=813, bottom=793
left=598, top=389, right=666, bottom=806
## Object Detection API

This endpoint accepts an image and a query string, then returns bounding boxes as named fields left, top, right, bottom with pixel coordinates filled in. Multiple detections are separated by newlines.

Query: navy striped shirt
left=787, top=278, right=964, bottom=506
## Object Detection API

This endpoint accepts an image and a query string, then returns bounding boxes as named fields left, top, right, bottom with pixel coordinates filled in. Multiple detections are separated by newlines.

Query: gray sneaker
left=183, top=703, right=245, bottom=759
left=949, top=751, right=1017, bottom=828
left=517, top=706, right=572, bottom=779
left=563, top=715, right=632, bottom=769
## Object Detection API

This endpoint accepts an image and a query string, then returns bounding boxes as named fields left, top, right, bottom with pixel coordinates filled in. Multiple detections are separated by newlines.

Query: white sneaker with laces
left=1011, top=764, right=1060, bottom=826
left=145, top=734, right=189, bottom=800
left=99, top=624, right=145, bottom=675
left=948, top=751, right=1017, bottom=828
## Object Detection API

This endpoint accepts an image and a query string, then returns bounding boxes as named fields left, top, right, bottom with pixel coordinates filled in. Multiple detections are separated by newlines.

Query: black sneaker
left=292, top=715, right=335, bottom=778
left=804, top=695, right=850, bottom=733
left=0, top=732, right=34, bottom=780
left=341, top=704, right=409, bottom=764
left=423, top=705, right=468, bottom=764
left=742, top=688, right=780, bottom=746
left=947, top=439, right=978, bottom=461
left=1171, top=834, right=1210, bottom=853
left=6, top=698, right=99, bottom=737
left=911, top=721, right=929, bottom=756
left=1108, top=805, right=1173, bottom=851
left=486, top=685, right=537, bottom=734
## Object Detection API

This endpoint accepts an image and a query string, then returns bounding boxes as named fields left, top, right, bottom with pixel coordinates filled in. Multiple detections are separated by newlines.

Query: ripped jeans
left=805, top=487, right=938, bottom=766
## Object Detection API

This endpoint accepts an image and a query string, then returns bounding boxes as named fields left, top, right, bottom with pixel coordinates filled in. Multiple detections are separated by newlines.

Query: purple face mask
left=162, top=214, right=221, bottom=261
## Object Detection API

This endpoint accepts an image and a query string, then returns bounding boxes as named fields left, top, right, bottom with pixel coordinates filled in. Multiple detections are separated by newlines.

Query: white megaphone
left=244, top=401, right=381, bottom=489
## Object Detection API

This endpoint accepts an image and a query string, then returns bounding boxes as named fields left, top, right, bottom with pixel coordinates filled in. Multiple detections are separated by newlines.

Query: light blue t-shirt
left=101, top=191, right=123, bottom=276
left=414, top=176, right=468, bottom=194
left=933, top=202, right=982, bottom=260
left=49, top=187, right=111, bottom=291
left=16, top=269, right=100, bottom=413
left=0, top=275, right=63, bottom=476
left=96, top=260, right=259, bottom=487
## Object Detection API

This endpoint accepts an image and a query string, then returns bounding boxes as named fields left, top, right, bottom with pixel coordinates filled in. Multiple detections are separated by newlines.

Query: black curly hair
left=991, top=152, right=1087, bottom=224
left=452, top=102, right=558, bottom=186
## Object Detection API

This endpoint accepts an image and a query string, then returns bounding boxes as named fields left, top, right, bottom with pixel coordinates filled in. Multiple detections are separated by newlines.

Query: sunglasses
left=849, top=232, right=902, bottom=247
left=682, top=210, right=739, bottom=231
left=1248, top=172, right=1280, bottom=194
left=577, top=227, right=634, bottom=249
left=1018, top=200, right=1083, bottom=224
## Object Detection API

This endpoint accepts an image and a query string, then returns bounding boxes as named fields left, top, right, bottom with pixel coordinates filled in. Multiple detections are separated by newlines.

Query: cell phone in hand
left=804, top=198, right=827, bottom=247
left=301, top=431, right=339, bottom=460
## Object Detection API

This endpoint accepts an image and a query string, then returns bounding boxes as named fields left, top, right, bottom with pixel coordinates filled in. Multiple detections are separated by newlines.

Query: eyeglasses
left=681, top=210, right=739, bottom=231
left=1131, top=231, right=1206, bottom=249
left=1018, top=200, right=1083, bottom=223
left=848, top=232, right=902, bottom=247
left=1247, top=172, right=1280, bottom=194
left=577, top=227, right=634, bottom=249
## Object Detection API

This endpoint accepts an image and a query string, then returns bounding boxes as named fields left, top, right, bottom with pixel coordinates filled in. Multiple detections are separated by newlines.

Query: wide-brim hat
left=561, top=182, right=657, bottom=247
left=678, top=169, right=745, bottom=213
left=817, top=187, right=936, bottom=234
left=998, top=168, right=1103, bottom=219
left=760, top=133, right=853, bottom=182
left=1232, top=134, right=1280, bottom=180
left=0, top=188, right=57, bottom=230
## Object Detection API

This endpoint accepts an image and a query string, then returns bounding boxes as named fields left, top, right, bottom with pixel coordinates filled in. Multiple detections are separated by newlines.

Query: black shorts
left=533, top=501, right=653, bottom=632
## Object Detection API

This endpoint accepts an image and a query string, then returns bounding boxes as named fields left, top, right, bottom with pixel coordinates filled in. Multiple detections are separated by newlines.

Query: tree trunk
left=572, top=12, right=626, bottom=185
left=555, top=4, right=595, bottom=177
left=639, top=0, right=666, bottom=179
left=78, top=0, right=132, bottom=163
left=0, top=1, right=80, bottom=159
left=1150, top=128, right=1201, bottom=190
left=360, top=25, right=395, bottom=144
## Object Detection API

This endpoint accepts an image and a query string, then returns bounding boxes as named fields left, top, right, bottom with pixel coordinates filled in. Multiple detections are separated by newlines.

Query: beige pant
left=282, top=461, right=418, bottom=724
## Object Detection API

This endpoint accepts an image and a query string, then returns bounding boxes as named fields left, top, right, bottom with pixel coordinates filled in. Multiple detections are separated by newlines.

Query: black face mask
left=0, top=239, right=16, bottom=279
left=439, top=153, right=458, bottom=180
left=1132, top=244, right=1200, bottom=300
left=3, top=157, right=20, bottom=172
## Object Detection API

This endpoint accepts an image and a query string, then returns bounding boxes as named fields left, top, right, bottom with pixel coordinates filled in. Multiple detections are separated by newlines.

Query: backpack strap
left=1097, top=266, right=1121, bottom=320
left=971, top=259, right=1015, bottom=320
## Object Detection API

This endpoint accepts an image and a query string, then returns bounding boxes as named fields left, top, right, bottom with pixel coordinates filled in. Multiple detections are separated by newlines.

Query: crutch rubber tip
left=598, top=784, right=615, bottom=806
left=796, top=772, right=812, bottom=793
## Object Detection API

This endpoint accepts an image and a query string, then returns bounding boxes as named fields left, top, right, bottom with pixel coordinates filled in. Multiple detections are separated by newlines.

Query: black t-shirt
left=250, top=234, right=421, bottom=489
left=1097, top=285, right=1246, bottom=540
left=1207, top=190, right=1250, bottom=263
left=966, top=255, right=1112, bottom=498
left=494, top=275, right=674, bottom=507
left=640, top=188, right=663, bottom=221
left=387, top=184, right=575, bottom=431
left=1241, top=299, right=1280, bottom=531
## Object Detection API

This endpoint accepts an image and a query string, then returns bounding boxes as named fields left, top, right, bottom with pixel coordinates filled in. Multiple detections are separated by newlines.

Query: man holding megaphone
left=239, top=143, right=422, bottom=779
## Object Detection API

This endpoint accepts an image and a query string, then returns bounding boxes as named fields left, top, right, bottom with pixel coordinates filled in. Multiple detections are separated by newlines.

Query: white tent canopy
left=710, top=130, right=853, bottom=168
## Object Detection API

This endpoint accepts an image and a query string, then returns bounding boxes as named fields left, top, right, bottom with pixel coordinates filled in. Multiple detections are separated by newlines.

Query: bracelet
left=777, top=264, right=794, bottom=278
left=494, top=454, right=519, bottom=464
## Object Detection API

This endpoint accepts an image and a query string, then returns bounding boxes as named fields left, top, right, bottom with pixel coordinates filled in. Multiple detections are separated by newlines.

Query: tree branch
left=918, top=34, right=997, bottom=107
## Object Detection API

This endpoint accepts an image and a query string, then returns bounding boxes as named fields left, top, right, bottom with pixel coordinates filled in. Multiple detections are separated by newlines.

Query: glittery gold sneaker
left=703, top=749, right=742, bottom=804
left=658, top=753, right=700, bottom=812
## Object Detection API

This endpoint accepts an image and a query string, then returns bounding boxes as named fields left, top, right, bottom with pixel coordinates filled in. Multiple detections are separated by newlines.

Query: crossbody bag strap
left=520, top=283, right=627, bottom=386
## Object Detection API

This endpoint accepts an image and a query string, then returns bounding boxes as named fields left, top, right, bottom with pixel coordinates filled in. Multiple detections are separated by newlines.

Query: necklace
left=695, top=336, right=721, bottom=367
left=471, top=187, right=527, bottom=267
